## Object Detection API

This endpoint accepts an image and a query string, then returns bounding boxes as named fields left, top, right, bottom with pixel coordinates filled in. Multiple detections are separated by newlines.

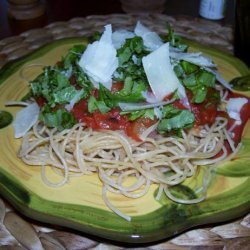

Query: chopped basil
left=181, top=69, right=216, bottom=104
left=165, top=24, right=188, bottom=52
left=31, top=67, right=70, bottom=106
left=88, top=95, right=111, bottom=114
left=63, top=44, right=85, bottom=69
left=23, top=24, right=221, bottom=137
left=72, top=64, right=93, bottom=90
left=40, top=106, right=76, bottom=131
left=53, top=86, right=79, bottom=104
left=121, top=108, right=155, bottom=121
left=180, top=61, right=198, bottom=74
left=157, top=109, right=195, bottom=133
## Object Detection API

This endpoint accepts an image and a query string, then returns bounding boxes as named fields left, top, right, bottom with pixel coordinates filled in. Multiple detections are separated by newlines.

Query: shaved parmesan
left=119, top=98, right=175, bottom=111
left=170, top=51, right=216, bottom=68
left=79, top=24, right=118, bottom=90
left=207, top=69, right=233, bottom=90
left=142, top=42, right=186, bottom=101
left=112, top=29, right=135, bottom=49
left=226, top=97, right=248, bottom=123
left=13, top=102, right=40, bottom=138
left=134, top=21, right=163, bottom=51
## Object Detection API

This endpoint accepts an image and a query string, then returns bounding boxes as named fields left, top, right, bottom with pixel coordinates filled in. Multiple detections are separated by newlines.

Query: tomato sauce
left=72, top=100, right=130, bottom=129
left=35, top=78, right=250, bottom=144
left=226, top=94, right=250, bottom=145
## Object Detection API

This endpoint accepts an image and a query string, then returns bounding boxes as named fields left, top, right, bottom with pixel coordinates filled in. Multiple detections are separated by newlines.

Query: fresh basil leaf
left=121, top=110, right=145, bottom=121
left=88, top=96, right=98, bottom=113
left=115, top=77, right=147, bottom=102
left=53, top=86, right=78, bottom=104
left=180, top=61, right=198, bottom=74
left=193, top=86, right=207, bottom=103
left=182, top=74, right=196, bottom=87
left=157, top=110, right=195, bottom=132
left=122, top=108, right=155, bottom=121
left=165, top=24, right=188, bottom=52
left=64, top=44, right=85, bottom=69
left=145, top=109, right=155, bottom=120
left=117, top=37, right=145, bottom=66
left=40, top=107, right=76, bottom=131
left=174, top=64, right=184, bottom=77
left=88, top=95, right=111, bottom=114
left=161, top=104, right=180, bottom=118
left=98, top=84, right=116, bottom=108
left=73, top=64, right=93, bottom=90
left=116, top=36, right=149, bottom=87
left=31, top=67, right=70, bottom=105
left=197, top=70, right=216, bottom=87
left=118, top=46, right=132, bottom=65
left=119, top=76, right=133, bottom=95
left=56, top=72, right=69, bottom=89
left=181, top=68, right=216, bottom=104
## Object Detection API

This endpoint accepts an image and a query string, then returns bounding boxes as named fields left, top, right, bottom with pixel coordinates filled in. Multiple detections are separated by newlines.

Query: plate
left=0, top=38, right=250, bottom=243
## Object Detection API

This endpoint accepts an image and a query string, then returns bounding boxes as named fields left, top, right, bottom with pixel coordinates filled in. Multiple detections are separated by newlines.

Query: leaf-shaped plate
left=0, top=38, right=250, bottom=243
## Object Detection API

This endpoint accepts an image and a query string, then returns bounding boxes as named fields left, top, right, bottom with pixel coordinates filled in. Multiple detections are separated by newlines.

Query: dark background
left=0, top=0, right=235, bottom=40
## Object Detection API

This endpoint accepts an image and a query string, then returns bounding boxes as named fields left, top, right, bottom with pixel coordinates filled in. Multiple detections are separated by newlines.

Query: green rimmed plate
left=0, top=38, right=250, bottom=243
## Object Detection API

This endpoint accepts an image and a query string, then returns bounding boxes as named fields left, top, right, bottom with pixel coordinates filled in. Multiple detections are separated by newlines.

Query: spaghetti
left=18, top=116, right=239, bottom=221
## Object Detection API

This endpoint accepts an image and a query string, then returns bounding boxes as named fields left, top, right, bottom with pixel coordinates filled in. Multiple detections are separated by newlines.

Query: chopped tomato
left=188, top=89, right=221, bottom=127
left=172, top=99, right=187, bottom=110
left=163, top=92, right=175, bottom=102
left=69, top=75, right=82, bottom=90
left=92, top=108, right=129, bottom=130
left=35, top=96, right=47, bottom=107
left=72, top=102, right=129, bottom=131
left=111, top=82, right=124, bottom=93
left=192, top=103, right=218, bottom=126
left=71, top=99, right=88, bottom=122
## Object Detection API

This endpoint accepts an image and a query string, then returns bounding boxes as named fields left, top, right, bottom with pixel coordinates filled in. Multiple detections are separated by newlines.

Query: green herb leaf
left=88, top=95, right=111, bottom=114
left=40, top=107, right=76, bottom=131
left=53, top=86, right=78, bottom=104
left=182, top=74, right=196, bottom=87
left=121, top=108, right=155, bottom=121
left=165, top=24, right=188, bottom=52
left=197, top=70, right=216, bottom=87
left=64, top=44, right=85, bottom=69
left=157, top=110, right=195, bottom=132
left=181, top=68, right=216, bottom=104
left=31, top=67, right=70, bottom=105
left=180, top=61, right=198, bottom=74
left=193, top=86, right=208, bottom=103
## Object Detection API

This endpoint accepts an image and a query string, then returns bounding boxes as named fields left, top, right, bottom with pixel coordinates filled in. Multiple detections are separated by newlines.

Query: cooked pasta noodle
left=18, top=116, right=236, bottom=221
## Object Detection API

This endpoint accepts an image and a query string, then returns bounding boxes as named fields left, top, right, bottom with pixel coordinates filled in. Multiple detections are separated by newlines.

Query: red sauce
left=173, top=89, right=223, bottom=127
left=226, top=94, right=250, bottom=145
left=72, top=100, right=130, bottom=129
left=35, top=96, right=47, bottom=107
left=111, top=81, right=124, bottom=93
left=35, top=79, right=250, bottom=143
left=126, top=117, right=157, bottom=141
left=214, top=93, right=250, bottom=158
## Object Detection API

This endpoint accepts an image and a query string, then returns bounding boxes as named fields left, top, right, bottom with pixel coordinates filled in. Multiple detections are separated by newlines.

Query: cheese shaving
left=79, top=24, right=118, bottom=90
